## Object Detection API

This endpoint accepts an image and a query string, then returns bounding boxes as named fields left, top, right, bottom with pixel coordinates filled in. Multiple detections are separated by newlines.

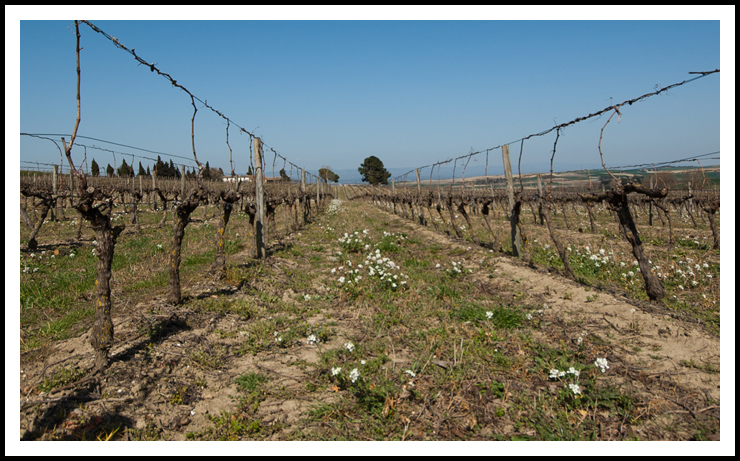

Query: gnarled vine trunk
left=167, top=188, right=202, bottom=304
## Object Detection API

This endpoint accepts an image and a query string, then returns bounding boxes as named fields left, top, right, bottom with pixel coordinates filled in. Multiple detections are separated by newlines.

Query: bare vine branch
left=598, top=105, right=622, bottom=184
left=549, top=128, right=560, bottom=195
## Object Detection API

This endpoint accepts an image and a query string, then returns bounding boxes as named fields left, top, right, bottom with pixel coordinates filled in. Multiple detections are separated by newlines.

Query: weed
left=188, top=410, right=262, bottom=441
left=680, top=359, right=719, bottom=374
left=234, top=372, right=268, bottom=393
left=189, top=346, right=225, bottom=370
left=37, top=366, right=86, bottom=393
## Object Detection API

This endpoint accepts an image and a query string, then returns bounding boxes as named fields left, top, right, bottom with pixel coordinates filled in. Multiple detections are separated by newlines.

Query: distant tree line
left=88, top=156, right=226, bottom=180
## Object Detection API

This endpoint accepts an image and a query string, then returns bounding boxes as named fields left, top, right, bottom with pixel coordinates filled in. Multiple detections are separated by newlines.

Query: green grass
left=235, top=372, right=269, bottom=393
left=18, top=204, right=265, bottom=351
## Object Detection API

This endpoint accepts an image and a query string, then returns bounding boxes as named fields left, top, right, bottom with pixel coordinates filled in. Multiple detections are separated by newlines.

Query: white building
left=222, top=175, right=253, bottom=183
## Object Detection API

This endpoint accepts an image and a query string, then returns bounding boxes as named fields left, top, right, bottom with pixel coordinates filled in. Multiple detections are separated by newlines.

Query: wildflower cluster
left=549, top=366, right=584, bottom=396
left=594, top=357, right=609, bottom=373
left=404, top=369, right=416, bottom=387
left=338, top=229, right=370, bottom=254
left=661, top=255, right=717, bottom=291
left=436, top=260, right=471, bottom=278
left=326, top=199, right=342, bottom=216
left=330, top=364, right=362, bottom=389
left=376, top=231, right=407, bottom=253
left=568, top=246, right=619, bottom=279
left=364, top=248, right=407, bottom=290
left=21, top=247, right=92, bottom=276
left=537, top=240, right=719, bottom=303
left=332, top=248, right=408, bottom=292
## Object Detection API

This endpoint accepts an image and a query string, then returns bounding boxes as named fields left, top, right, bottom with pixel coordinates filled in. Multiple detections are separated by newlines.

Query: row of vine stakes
left=29, top=21, right=332, bottom=373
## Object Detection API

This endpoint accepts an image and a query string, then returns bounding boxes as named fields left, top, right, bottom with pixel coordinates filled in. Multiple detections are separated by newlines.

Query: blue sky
left=10, top=7, right=732, bottom=184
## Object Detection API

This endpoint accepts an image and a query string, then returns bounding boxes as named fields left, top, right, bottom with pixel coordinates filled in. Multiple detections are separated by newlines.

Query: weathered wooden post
left=648, top=176, right=654, bottom=226
left=181, top=165, right=186, bottom=196
left=52, top=164, right=59, bottom=221
left=503, top=145, right=523, bottom=257
left=391, top=179, right=396, bottom=214
left=254, top=137, right=266, bottom=258
left=69, top=169, right=75, bottom=210
left=537, top=174, right=544, bottom=226
left=152, top=168, right=158, bottom=211
left=301, top=169, right=308, bottom=224
left=416, top=168, right=424, bottom=225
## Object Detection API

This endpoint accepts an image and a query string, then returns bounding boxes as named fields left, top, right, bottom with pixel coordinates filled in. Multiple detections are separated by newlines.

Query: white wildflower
left=594, top=357, right=609, bottom=373
left=568, top=383, right=582, bottom=395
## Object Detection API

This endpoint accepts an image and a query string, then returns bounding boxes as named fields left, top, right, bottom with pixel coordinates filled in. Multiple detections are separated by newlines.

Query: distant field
left=394, top=166, right=720, bottom=191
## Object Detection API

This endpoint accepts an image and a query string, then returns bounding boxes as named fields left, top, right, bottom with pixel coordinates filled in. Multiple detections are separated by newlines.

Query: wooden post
left=52, top=164, right=59, bottom=221
left=152, top=169, right=158, bottom=211
left=181, top=165, right=186, bottom=195
left=391, top=179, right=396, bottom=214
left=316, top=176, right=320, bottom=214
left=537, top=173, right=544, bottom=226
left=503, top=145, right=522, bottom=257
left=416, top=168, right=424, bottom=225
left=254, top=137, right=266, bottom=258
left=69, top=170, right=75, bottom=209
left=301, top=170, right=308, bottom=224
left=648, top=176, right=654, bottom=226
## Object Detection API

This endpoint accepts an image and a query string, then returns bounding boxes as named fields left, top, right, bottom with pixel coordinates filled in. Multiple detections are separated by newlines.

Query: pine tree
left=358, top=156, right=391, bottom=186
left=247, top=165, right=254, bottom=176
left=138, top=161, right=146, bottom=177
left=319, top=166, right=339, bottom=183
left=106, top=164, right=115, bottom=177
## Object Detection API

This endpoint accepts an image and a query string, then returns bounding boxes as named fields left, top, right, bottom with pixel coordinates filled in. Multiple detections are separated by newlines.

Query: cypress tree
left=91, top=158, right=100, bottom=177
left=203, top=161, right=211, bottom=180
left=117, top=158, right=132, bottom=178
